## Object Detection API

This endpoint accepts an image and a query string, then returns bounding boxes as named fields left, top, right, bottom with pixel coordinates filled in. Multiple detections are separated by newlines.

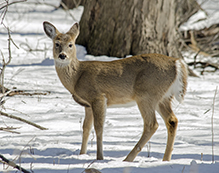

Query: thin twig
left=19, top=136, right=36, bottom=165
left=211, top=86, right=218, bottom=163
left=0, top=111, right=48, bottom=130
left=0, top=25, right=14, bottom=94
left=0, top=0, right=27, bottom=11
left=0, top=0, right=8, bottom=24
left=181, top=166, right=185, bottom=173
left=193, top=50, right=201, bottom=69
left=4, top=107, right=30, bottom=117
left=24, top=0, right=58, bottom=9
left=20, top=42, right=48, bottom=52
left=0, top=126, right=20, bottom=134
left=60, top=2, right=77, bottom=21
left=147, top=141, right=151, bottom=157
left=0, top=1, right=20, bottom=95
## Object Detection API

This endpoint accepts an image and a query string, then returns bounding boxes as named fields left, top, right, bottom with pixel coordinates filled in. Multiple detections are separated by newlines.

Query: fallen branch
left=188, top=61, right=219, bottom=70
left=0, top=85, right=50, bottom=97
left=7, top=90, right=50, bottom=97
left=188, top=31, right=210, bottom=57
left=0, top=126, right=20, bottom=134
left=187, top=61, right=219, bottom=75
left=0, top=154, right=30, bottom=173
left=0, top=111, right=48, bottom=130
left=182, top=23, right=219, bottom=57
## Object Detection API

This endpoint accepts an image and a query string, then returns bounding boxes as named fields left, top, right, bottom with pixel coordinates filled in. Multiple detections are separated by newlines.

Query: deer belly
left=107, top=96, right=136, bottom=108
left=107, top=101, right=137, bottom=108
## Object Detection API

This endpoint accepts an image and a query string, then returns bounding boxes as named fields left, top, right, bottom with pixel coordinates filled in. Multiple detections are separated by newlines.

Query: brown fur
left=43, top=21, right=188, bottom=162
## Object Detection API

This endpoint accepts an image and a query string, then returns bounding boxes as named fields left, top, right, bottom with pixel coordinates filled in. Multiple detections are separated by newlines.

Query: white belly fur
left=107, top=101, right=137, bottom=108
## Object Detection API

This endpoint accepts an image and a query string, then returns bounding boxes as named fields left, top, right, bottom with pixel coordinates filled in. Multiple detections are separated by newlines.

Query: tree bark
left=76, top=0, right=199, bottom=58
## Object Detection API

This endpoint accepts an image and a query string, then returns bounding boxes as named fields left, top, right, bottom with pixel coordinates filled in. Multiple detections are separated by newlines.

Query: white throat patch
left=54, top=58, right=70, bottom=67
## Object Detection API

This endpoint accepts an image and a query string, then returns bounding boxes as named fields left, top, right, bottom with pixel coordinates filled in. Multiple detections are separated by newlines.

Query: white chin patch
left=54, top=58, right=70, bottom=67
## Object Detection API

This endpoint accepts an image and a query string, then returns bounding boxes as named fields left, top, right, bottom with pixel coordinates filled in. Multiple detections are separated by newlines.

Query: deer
left=43, top=21, right=188, bottom=162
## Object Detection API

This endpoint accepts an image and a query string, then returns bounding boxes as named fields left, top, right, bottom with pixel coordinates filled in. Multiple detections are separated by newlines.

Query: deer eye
left=69, top=43, right=73, bottom=48
left=55, top=43, right=60, bottom=48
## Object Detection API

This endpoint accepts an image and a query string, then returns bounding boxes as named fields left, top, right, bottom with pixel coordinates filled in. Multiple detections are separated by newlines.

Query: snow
left=0, top=0, right=219, bottom=172
left=180, top=0, right=219, bottom=31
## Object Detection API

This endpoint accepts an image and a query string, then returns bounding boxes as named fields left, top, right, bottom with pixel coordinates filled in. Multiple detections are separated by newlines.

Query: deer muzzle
left=59, top=53, right=67, bottom=60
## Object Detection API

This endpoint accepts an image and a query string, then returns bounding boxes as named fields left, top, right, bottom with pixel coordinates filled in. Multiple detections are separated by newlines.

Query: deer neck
left=55, top=57, right=80, bottom=94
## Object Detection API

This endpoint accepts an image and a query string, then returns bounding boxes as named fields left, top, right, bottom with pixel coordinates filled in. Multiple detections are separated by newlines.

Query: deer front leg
left=80, top=107, right=93, bottom=154
left=91, top=94, right=107, bottom=160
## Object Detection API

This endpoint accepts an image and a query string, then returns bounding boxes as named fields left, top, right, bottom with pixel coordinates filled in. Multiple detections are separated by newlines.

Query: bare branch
left=0, top=111, right=48, bottom=130
left=0, top=154, right=30, bottom=173
left=0, top=18, right=18, bottom=95
left=0, top=26, right=13, bottom=94
left=20, top=42, right=48, bottom=52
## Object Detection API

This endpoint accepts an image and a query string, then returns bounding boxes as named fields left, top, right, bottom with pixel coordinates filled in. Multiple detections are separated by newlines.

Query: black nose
left=59, top=53, right=66, bottom=60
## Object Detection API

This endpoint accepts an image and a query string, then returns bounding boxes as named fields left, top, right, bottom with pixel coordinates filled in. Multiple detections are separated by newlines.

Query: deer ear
left=67, top=23, right=80, bottom=39
left=43, top=21, right=59, bottom=39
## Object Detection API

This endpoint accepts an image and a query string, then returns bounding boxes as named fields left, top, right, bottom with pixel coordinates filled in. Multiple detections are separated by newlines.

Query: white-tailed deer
left=43, top=21, right=188, bottom=162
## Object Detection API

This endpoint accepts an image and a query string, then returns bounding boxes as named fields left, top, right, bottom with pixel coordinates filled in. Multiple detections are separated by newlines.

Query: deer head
left=43, top=21, right=79, bottom=67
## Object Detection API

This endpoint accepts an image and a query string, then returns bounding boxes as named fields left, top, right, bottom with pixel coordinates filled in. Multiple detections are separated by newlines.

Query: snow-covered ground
left=0, top=0, right=219, bottom=172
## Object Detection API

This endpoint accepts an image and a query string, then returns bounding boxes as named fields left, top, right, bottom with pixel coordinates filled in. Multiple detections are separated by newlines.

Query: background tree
left=74, top=0, right=199, bottom=58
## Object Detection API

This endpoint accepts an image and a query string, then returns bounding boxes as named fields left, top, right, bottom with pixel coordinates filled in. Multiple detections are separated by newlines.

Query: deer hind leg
left=80, top=107, right=93, bottom=155
left=124, top=100, right=159, bottom=162
left=158, top=98, right=178, bottom=161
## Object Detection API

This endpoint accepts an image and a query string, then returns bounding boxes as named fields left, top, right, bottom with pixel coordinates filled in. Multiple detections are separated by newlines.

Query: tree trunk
left=76, top=0, right=199, bottom=58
